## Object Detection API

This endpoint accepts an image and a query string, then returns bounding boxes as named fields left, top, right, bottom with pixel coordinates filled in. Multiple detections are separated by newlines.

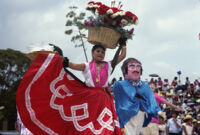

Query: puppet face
left=125, top=62, right=141, bottom=82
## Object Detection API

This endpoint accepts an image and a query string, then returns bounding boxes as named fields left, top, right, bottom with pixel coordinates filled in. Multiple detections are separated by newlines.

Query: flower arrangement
left=85, top=1, right=138, bottom=39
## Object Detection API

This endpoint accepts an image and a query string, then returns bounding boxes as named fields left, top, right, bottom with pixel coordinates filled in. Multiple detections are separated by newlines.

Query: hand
left=118, top=37, right=127, bottom=47
left=49, top=43, right=63, bottom=56
left=63, top=57, right=69, bottom=68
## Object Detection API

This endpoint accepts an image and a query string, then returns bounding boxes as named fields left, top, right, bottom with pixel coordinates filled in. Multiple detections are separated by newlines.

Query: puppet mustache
left=132, top=71, right=139, bottom=74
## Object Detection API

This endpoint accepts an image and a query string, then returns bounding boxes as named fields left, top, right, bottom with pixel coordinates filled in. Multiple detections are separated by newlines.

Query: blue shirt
left=113, top=80, right=161, bottom=128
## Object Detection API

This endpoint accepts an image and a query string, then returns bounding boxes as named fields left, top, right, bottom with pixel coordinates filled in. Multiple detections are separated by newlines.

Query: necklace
left=96, top=65, right=100, bottom=83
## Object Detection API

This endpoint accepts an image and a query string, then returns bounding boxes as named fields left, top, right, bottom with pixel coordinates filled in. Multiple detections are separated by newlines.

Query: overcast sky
left=0, top=0, right=200, bottom=83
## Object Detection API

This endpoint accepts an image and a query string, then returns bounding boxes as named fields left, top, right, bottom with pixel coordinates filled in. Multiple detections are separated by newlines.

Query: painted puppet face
left=92, top=47, right=105, bottom=62
left=125, top=62, right=141, bottom=82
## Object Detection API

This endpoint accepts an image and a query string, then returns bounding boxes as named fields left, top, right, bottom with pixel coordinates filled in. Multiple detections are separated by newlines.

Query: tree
left=0, top=49, right=31, bottom=91
left=0, top=49, right=31, bottom=130
left=65, top=6, right=89, bottom=62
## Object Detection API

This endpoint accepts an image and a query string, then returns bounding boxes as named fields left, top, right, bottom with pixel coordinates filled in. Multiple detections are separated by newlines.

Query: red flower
left=132, top=15, right=138, bottom=24
left=95, top=2, right=102, bottom=6
left=125, top=11, right=134, bottom=19
left=88, top=1, right=95, bottom=5
left=111, top=7, right=120, bottom=13
left=97, top=4, right=110, bottom=15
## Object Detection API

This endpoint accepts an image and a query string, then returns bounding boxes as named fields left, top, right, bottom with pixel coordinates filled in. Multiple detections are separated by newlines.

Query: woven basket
left=88, top=27, right=121, bottom=49
left=26, top=51, right=55, bottom=61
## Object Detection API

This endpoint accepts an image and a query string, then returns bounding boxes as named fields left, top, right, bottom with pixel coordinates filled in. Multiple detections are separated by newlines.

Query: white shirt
left=166, top=118, right=182, bottom=134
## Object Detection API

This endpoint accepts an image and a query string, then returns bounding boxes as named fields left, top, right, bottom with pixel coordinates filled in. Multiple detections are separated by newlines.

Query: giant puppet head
left=121, top=58, right=143, bottom=82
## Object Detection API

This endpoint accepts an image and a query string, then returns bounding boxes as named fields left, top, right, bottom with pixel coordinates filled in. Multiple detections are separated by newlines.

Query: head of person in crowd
left=183, top=114, right=193, bottom=124
left=171, top=110, right=179, bottom=119
left=121, top=58, right=143, bottom=82
left=158, top=111, right=166, bottom=123
left=119, top=77, right=123, bottom=81
left=163, top=79, right=169, bottom=85
left=111, top=78, right=116, bottom=85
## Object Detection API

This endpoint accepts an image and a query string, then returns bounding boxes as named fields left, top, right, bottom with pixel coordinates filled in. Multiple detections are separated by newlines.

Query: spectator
left=163, top=79, right=169, bottom=92
left=166, top=110, right=182, bottom=135
left=185, top=77, right=190, bottom=89
left=182, top=114, right=194, bottom=135
left=171, top=77, right=178, bottom=88
left=158, top=112, right=167, bottom=135
left=158, top=77, right=163, bottom=88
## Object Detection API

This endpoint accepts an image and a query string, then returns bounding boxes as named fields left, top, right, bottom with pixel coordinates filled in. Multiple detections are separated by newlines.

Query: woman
left=16, top=40, right=126, bottom=135
left=182, top=115, right=194, bottom=135
left=63, top=43, right=126, bottom=88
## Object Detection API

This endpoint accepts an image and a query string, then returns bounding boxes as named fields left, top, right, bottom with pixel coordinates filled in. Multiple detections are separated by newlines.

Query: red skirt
left=16, top=53, right=122, bottom=135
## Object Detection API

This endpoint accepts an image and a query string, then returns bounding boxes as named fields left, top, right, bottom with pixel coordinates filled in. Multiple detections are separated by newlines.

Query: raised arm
left=111, top=38, right=127, bottom=68
left=116, top=45, right=126, bottom=65
left=63, top=57, right=85, bottom=71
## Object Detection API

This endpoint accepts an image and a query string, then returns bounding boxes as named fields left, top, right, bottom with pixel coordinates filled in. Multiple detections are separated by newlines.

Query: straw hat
left=186, top=107, right=192, bottom=111
left=192, top=119, right=197, bottom=123
left=188, top=112, right=193, bottom=116
left=166, top=92, right=173, bottom=97
left=158, top=111, right=166, bottom=121
left=184, top=115, right=193, bottom=121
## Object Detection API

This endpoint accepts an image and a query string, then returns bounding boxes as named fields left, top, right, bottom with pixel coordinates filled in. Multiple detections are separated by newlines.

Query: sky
left=0, top=0, right=200, bottom=84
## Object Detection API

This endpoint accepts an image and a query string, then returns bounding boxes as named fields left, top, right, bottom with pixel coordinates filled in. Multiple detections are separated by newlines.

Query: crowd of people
left=109, top=76, right=200, bottom=135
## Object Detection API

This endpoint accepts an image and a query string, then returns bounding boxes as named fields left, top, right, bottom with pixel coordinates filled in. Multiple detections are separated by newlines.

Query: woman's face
left=92, top=47, right=105, bottom=62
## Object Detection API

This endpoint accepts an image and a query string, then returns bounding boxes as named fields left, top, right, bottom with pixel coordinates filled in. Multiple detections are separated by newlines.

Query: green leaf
left=66, top=20, right=73, bottom=26
left=66, top=11, right=76, bottom=18
left=65, top=29, right=73, bottom=35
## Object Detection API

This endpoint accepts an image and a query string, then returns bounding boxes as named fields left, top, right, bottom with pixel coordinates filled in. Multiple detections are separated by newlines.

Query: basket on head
left=88, top=27, right=121, bottom=49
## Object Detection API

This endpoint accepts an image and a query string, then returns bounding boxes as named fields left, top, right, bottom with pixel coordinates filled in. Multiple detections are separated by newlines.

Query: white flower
left=106, top=9, right=113, bottom=14
left=87, top=4, right=94, bottom=8
left=127, top=23, right=132, bottom=26
left=111, top=13, right=118, bottom=18
left=135, top=20, right=139, bottom=25
left=93, top=5, right=100, bottom=8
left=121, top=19, right=128, bottom=25
left=119, top=11, right=126, bottom=16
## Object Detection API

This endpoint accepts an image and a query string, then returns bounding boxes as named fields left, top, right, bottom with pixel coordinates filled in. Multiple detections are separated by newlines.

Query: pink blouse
left=82, top=61, right=112, bottom=88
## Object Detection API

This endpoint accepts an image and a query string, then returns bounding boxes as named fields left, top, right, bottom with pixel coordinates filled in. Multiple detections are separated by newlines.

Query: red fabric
left=16, top=53, right=122, bottom=135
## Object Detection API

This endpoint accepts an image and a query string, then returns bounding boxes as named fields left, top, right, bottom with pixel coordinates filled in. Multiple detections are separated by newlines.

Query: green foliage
left=0, top=49, right=31, bottom=91
left=65, top=6, right=88, bottom=39
left=65, top=6, right=88, bottom=62
left=0, top=49, right=31, bottom=126
left=65, top=29, right=73, bottom=35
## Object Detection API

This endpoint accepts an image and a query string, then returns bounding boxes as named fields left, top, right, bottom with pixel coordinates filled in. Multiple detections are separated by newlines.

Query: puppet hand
left=49, top=43, right=63, bottom=56
left=63, top=57, right=69, bottom=68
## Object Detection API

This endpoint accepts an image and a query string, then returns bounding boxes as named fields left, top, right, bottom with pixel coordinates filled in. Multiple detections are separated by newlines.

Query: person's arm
left=166, top=126, right=169, bottom=135
left=173, top=118, right=181, bottom=129
left=163, top=100, right=185, bottom=112
left=62, top=57, right=85, bottom=71
left=68, top=62, right=85, bottom=71
left=111, top=38, right=127, bottom=67
left=116, top=46, right=126, bottom=65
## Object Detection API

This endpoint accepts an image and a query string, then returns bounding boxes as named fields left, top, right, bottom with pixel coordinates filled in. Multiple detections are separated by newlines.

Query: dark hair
left=91, top=44, right=106, bottom=52
left=121, top=58, right=143, bottom=77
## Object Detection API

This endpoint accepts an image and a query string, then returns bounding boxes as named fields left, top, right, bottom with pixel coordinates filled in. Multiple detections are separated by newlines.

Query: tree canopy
left=0, top=48, right=31, bottom=130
